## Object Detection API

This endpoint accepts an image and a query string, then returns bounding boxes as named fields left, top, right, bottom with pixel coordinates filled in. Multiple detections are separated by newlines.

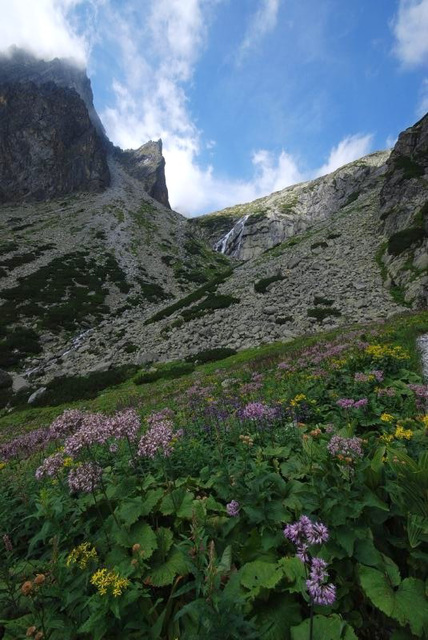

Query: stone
left=414, top=252, right=428, bottom=271
left=12, top=376, right=30, bottom=393
left=87, top=361, right=112, bottom=374
left=28, top=387, right=47, bottom=404
left=0, top=370, right=13, bottom=389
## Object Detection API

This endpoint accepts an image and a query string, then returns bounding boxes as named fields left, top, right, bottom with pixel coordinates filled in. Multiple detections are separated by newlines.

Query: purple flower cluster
left=336, top=397, right=368, bottom=409
left=306, top=557, right=336, bottom=606
left=35, top=452, right=65, bottom=480
left=283, top=515, right=329, bottom=563
left=327, top=435, right=363, bottom=462
left=240, top=402, right=278, bottom=422
left=408, top=384, right=428, bottom=398
left=63, top=408, right=141, bottom=457
left=284, top=516, right=335, bottom=606
left=226, top=500, right=240, bottom=517
left=137, top=419, right=182, bottom=458
left=354, top=370, right=384, bottom=383
left=68, top=462, right=102, bottom=494
left=376, top=387, right=396, bottom=397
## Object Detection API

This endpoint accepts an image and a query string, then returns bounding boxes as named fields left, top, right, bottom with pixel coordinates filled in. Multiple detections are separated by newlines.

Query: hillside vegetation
left=0, top=312, right=427, bottom=639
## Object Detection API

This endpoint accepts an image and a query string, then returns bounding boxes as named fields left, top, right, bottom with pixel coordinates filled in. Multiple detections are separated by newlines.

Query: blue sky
left=1, top=0, right=428, bottom=216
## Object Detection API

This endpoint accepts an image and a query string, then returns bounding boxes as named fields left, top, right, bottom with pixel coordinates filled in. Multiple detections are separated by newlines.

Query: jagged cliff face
left=115, top=140, right=170, bottom=208
left=0, top=81, right=110, bottom=202
left=192, top=151, right=390, bottom=261
left=377, top=114, right=428, bottom=308
left=0, top=48, right=170, bottom=207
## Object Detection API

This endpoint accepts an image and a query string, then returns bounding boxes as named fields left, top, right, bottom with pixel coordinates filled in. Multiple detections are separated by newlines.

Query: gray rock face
left=28, top=386, right=46, bottom=404
left=193, top=151, right=389, bottom=260
left=0, top=370, right=12, bottom=389
left=378, top=113, right=428, bottom=308
left=115, top=140, right=170, bottom=208
left=0, top=81, right=110, bottom=202
left=0, top=47, right=105, bottom=137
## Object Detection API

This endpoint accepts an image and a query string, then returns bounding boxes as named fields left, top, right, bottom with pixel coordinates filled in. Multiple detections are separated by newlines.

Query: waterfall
left=214, top=215, right=249, bottom=257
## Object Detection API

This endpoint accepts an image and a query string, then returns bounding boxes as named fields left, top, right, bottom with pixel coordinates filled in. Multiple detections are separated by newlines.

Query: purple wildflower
left=108, top=408, right=141, bottom=442
left=226, top=500, right=240, bottom=517
left=327, top=435, right=363, bottom=462
left=2, top=534, right=13, bottom=552
left=35, top=452, right=65, bottom=480
left=353, top=398, right=368, bottom=409
left=371, top=370, right=384, bottom=382
left=307, top=522, right=329, bottom=545
left=68, top=463, right=102, bottom=494
left=137, top=420, right=179, bottom=458
left=336, top=398, right=355, bottom=409
left=240, top=402, right=278, bottom=422
left=284, top=515, right=329, bottom=562
left=354, top=373, right=369, bottom=383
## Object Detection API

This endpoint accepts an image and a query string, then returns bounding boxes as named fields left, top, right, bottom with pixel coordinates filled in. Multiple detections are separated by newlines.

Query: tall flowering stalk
left=284, top=515, right=335, bottom=638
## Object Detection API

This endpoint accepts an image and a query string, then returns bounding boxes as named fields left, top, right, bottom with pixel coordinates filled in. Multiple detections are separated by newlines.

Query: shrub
left=387, top=227, right=427, bottom=256
left=134, top=361, right=194, bottom=385
left=311, top=241, right=328, bottom=250
left=314, top=296, right=334, bottom=306
left=344, top=192, right=359, bottom=207
left=181, top=294, right=239, bottom=322
left=307, top=307, right=342, bottom=321
left=254, top=274, right=284, bottom=294
left=0, top=327, right=41, bottom=369
left=33, top=366, right=137, bottom=406
left=185, top=347, right=237, bottom=365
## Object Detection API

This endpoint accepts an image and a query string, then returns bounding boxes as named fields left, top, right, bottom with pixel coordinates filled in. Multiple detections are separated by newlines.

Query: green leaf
left=131, top=522, right=158, bottom=560
left=156, top=527, right=174, bottom=557
left=257, top=594, right=302, bottom=640
left=218, top=545, right=232, bottom=573
left=240, top=560, right=283, bottom=598
left=354, top=538, right=383, bottom=567
left=148, top=549, right=188, bottom=587
left=279, top=557, right=307, bottom=594
left=334, top=527, right=356, bottom=556
left=117, top=488, right=164, bottom=526
left=291, top=614, right=357, bottom=640
left=160, top=488, right=195, bottom=518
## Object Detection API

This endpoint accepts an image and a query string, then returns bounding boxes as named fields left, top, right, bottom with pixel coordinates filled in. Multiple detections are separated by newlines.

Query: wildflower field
left=0, top=312, right=427, bottom=639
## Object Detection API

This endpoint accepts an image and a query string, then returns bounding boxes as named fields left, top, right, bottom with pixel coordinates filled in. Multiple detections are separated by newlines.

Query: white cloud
left=0, top=0, right=89, bottom=64
left=315, top=134, right=373, bottom=178
left=416, top=78, right=428, bottom=117
left=236, top=0, right=280, bottom=65
left=386, top=135, right=398, bottom=148
left=392, top=0, right=428, bottom=67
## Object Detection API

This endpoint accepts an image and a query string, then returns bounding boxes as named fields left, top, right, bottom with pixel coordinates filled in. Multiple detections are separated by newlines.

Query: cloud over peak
left=392, top=0, right=428, bottom=67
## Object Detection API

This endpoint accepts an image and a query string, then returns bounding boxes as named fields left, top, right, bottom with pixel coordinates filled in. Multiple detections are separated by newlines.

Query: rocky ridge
left=192, top=150, right=390, bottom=260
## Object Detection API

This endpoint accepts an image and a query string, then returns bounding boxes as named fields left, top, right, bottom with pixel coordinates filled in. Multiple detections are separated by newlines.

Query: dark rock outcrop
left=0, top=81, right=110, bottom=202
left=116, top=140, right=170, bottom=208
left=0, top=47, right=105, bottom=137
left=379, top=114, right=428, bottom=308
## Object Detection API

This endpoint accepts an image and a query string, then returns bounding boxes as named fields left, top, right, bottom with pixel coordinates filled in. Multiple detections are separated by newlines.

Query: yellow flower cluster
left=0, top=462, right=6, bottom=471
left=66, top=543, right=98, bottom=569
left=91, top=568, right=129, bottom=597
left=365, top=344, right=409, bottom=360
left=290, top=393, right=306, bottom=407
left=380, top=413, right=395, bottom=423
left=63, top=457, right=74, bottom=468
left=395, top=426, right=413, bottom=440
left=380, top=434, right=394, bottom=443
left=419, top=415, right=428, bottom=429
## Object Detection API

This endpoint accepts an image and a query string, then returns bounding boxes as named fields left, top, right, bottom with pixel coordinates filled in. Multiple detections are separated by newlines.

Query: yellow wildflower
left=419, top=415, right=428, bottom=429
left=365, top=344, right=409, bottom=360
left=290, top=393, right=306, bottom=407
left=380, top=413, right=394, bottom=423
left=395, top=426, right=413, bottom=440
left=380, top=434, right=394, bottom=443
left=63, top=457, right=73, bottom=468
left=0, top=462, right=6, bottom=471
left=91, top=568, right=129, bottom=597
left=66, top=543, right=98, bottom=569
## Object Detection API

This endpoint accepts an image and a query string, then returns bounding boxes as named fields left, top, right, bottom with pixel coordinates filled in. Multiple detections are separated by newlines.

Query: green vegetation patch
left=344, top=192, right=360, bottom=207
left=144, top=269, right=233, bottom=325
left=0, top=327, right=41, bottom=369
left=0, top=251, right=131, bottom=333
left=185, top=347, right=237, bottom=365
left=387, top=227, right=427, bottom=256
left=134, top=361, right=195, bottom=385
left=33, top=366, right=138, bottom=407
left=254, top=274, right=284, bottom=294
left=311, top=241, right=328, bottom=250
left=393, top=155, right=425, bottom=179
left=307, top=307, right=342, bottom=321
left=246, top=210, right=267, bottom=225
left=181, top=294, right=239, bottom=322
left=314, top=296, right=334, bottom=306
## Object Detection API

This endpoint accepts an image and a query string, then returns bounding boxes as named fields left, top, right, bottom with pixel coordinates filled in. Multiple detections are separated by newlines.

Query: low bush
left=254, top=274, right=284, bottom=294
left=33, top=366, right=137, bottom=406
left=387, top=227, right=427, bottom=256
left=181, top=294, right=239, bottom=322
left=134, top=361, right=195, bottom=385
left=314, top=296, right=334, bottom=306
left=307, top=307, right=342, bottom=321
left=185, top=347, right=237, bottom=365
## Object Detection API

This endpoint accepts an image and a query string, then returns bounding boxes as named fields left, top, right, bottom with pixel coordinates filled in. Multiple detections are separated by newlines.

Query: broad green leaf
left=160, top=488, right=195, bottom=518
left=279, top=556, right=307, bottom=594
left=156, top=527, right=174, bottom=557
left=148, top=549, right=188, bottom=587
left=131, top=522, right=158, bottom=560
left=117, top=488, right=164, bottom=526
left=354, top=538, right=383, bottom=567
left=407, top=514, right=428, bottom=548
left=358, top=565, right=396, bottom=617
left=218, top=545, right=232, bottom=573
left=257, top=594, right=302, bottom=640
left=291, top=614, right=357, bottom=640
left=334, top=527, right=357, bottom=556
left=240, top=560, right=283, bottom=597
